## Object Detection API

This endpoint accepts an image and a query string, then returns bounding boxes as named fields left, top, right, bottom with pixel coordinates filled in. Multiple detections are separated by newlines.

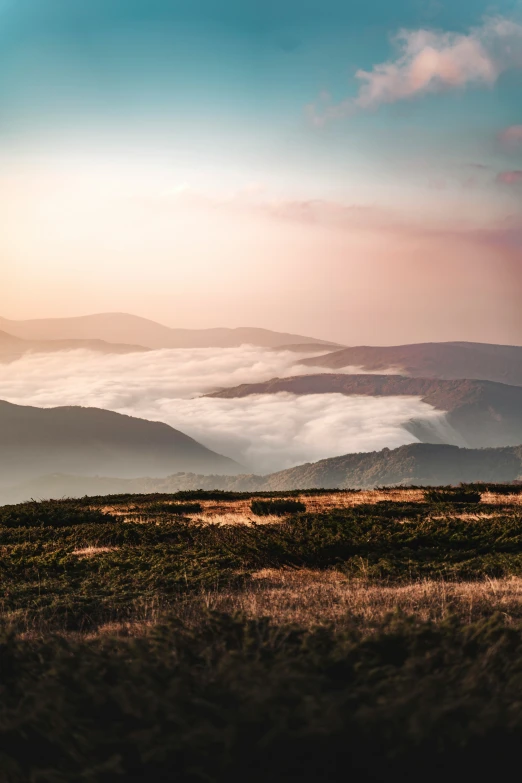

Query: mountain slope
left=261, top=443, right=522, bottom=490
left=0, top=329, right=148, bottom=362
left=300, top=342, right=522, bottom=386
left=207, top=374, right=522, bottom=448
left=0, top=313, right=332, bottom=349
left=3, top=443, right=521, bottom=503
left=271, top=343, right=344, bottom=353
left=0, top=400, right=240, bottom=488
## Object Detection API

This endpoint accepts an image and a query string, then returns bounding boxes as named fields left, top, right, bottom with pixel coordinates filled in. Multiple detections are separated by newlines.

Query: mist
left=0, top=346, right=451, bottom=473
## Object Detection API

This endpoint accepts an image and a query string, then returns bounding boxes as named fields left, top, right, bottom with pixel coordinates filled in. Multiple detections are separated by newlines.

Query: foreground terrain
left=3, top=486, right=522, bottom=781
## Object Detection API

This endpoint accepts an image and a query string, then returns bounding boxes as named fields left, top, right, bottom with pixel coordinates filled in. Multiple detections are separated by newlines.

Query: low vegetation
left=250, top=498, right=307, bottom=516
left=2, top=487, right=522, bottom=781
left=424, top=487, right=482, bottom=504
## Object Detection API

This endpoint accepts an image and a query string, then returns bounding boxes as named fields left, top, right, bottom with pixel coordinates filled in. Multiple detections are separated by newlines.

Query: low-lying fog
left=0, top=346, right=451, bottom=473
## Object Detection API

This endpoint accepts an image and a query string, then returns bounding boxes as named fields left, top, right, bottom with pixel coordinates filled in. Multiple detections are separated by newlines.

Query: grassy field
left=3, top=486, right=522, bottom=781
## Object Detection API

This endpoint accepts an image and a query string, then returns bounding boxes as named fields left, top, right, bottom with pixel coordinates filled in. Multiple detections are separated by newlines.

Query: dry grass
left=72, top=546, right=118, bottom=557
left=94, top=489, right=522, bottom=526
left=95, top=491, right=426, bottom=524
left=200, top=570, right=522, bottom=629
left=15, top=572, right=521, bottom=641
left=482, top=491, right=522, bottom=506
left=193, top=512, right=283, bottom=526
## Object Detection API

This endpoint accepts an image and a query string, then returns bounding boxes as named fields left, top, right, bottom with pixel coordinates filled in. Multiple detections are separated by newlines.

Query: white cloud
left=0, top=346, right=451, bottom=473
left=311, top=16, right=522, bottom=121
left=149, top=393, right=451, bottom=473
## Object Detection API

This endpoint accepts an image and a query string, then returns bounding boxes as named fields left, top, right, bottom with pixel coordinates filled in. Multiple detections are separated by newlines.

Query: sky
left=1, top=0, right=521, bottom=344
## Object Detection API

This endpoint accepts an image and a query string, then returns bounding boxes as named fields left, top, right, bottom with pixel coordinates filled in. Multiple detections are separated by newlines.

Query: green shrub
left=250, top=499, right=306, bottom=516
left=144, top=501, right=202, bottom=515
left=0, top=502, right=115, bottom=528
left=424, top=487, right=481, bottom=504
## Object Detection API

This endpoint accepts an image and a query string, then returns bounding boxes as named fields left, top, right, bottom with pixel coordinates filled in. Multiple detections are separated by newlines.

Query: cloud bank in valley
left=0, top=346, right=452, bottom=473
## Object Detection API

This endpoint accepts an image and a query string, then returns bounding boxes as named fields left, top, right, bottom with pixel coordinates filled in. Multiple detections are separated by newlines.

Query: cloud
left=311, top=16, right=522, bottom=121
left=499, top=126, right=522, bottom=148
left=0, top=346, right=447, bottom=473
left=179, top=188, right=522, bottom=251
left=497, top=170, right=522, bottom=185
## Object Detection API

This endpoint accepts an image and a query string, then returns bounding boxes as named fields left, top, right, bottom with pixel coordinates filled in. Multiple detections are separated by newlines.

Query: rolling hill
left=0, top=313, right=333, bottom=349
left=0, top=329, right=148, bottom=362
left=300, top=341, right=522, bottom=386
left=0, top=400, right=240, bottom=489
left=2, top=443, right=521, bottom=503
left=272, top=342, right=344, bottom=353
left=207, top=374, right=522, bottom=449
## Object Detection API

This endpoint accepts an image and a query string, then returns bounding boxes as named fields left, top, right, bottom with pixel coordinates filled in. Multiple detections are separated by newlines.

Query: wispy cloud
left=310, top=16, right=522, bottom=122
left=499, top=126, right=522, bottom=149
left=497, top=170, right=522, bottom=185
left=169, top=187, right=522, bottom=248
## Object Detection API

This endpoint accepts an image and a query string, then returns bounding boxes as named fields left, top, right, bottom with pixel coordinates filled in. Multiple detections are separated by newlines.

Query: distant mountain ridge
left=3, top=443, right=522, bottom=503
left=0, top=329, right=148, bottom=362
left=0, top=400, right=240, bottom=489
left=207, top=374, right=522, bottom=449
left=300, top=341, right=522, bottom=386
left=272, top=343, right=344, bottom=353
left=0, top=313, right=333, bottom=349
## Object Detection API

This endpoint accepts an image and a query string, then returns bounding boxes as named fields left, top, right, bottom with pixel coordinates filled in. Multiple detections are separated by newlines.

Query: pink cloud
left=499, top=126, right=522, bottom=148
left=312, top=16, right=522, bottom=121
left=164, top=187, right=522, bottom=254
left=497, top=170, right=522, bottom=185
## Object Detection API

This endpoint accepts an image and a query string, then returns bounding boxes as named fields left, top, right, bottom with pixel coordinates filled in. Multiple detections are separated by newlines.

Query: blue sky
left=1, top=0, right=520, bottom=194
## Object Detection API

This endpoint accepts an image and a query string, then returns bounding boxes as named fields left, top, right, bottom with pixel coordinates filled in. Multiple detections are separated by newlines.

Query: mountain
left=2, top=443, right=521, bottom=503
left=207, top=374, right=522, bottom=449
left=0, top=313, right=332, bottom=349
left=300, top=341, right=522, bottom=386
left=0, top=400, right=240, bottom=489
left=0, top=329, right=148, bottom=362
left=272, top=343, right=344, bottom=353
left=260, top=443, right=522, bottom=490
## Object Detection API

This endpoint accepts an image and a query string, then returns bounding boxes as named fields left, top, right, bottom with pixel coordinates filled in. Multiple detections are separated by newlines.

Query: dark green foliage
left=424, top=487, right=482, bottom=504
left=3, top=496, right=522, bottom=632
left=0, top=501, right=115, bottom=528
left=250, top=498, right=306, bottom=516
left=3, top=613, right=522, bottom=782
left=471, top=483, right=522, bottom=495
left=65, top=488, right=360, bottom=506
left=142, top=501, right=202, bottom=515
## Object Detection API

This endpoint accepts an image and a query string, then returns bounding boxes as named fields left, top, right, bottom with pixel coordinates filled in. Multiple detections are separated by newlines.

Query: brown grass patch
left=199, top=571, right=522, bottom=629
left=92, top=489, right=522, bottom=525
left=72, top=546, right=118, bottom=557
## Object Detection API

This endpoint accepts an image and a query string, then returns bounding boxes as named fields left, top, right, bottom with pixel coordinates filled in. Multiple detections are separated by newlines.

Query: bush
left=144, top=501, right=202, bottom=515
left=250, top=499, right=306, bottom=516
left=0, top=502, right=115, bottom=528
left=424, top=488, right=481, bottom=504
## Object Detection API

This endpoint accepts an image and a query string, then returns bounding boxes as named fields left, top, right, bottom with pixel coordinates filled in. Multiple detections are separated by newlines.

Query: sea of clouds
left=0, top=346, right=453, bottom=473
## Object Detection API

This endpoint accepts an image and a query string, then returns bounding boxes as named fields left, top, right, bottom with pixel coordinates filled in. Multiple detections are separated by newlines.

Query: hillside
left=0, top=329, right=148, bottom=361
left=272, top=342, right=344, bottom=353
left=0, top=313, right=332, bottom=349
left=261, top=443, right=522, bottom=490
left=3, top=443, right=522, bottom=503
left=0, top=400, right=240, bottom=489
left=300, top=341, right=522, bottom=386
left=208, top=374, right=522, bottom=448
